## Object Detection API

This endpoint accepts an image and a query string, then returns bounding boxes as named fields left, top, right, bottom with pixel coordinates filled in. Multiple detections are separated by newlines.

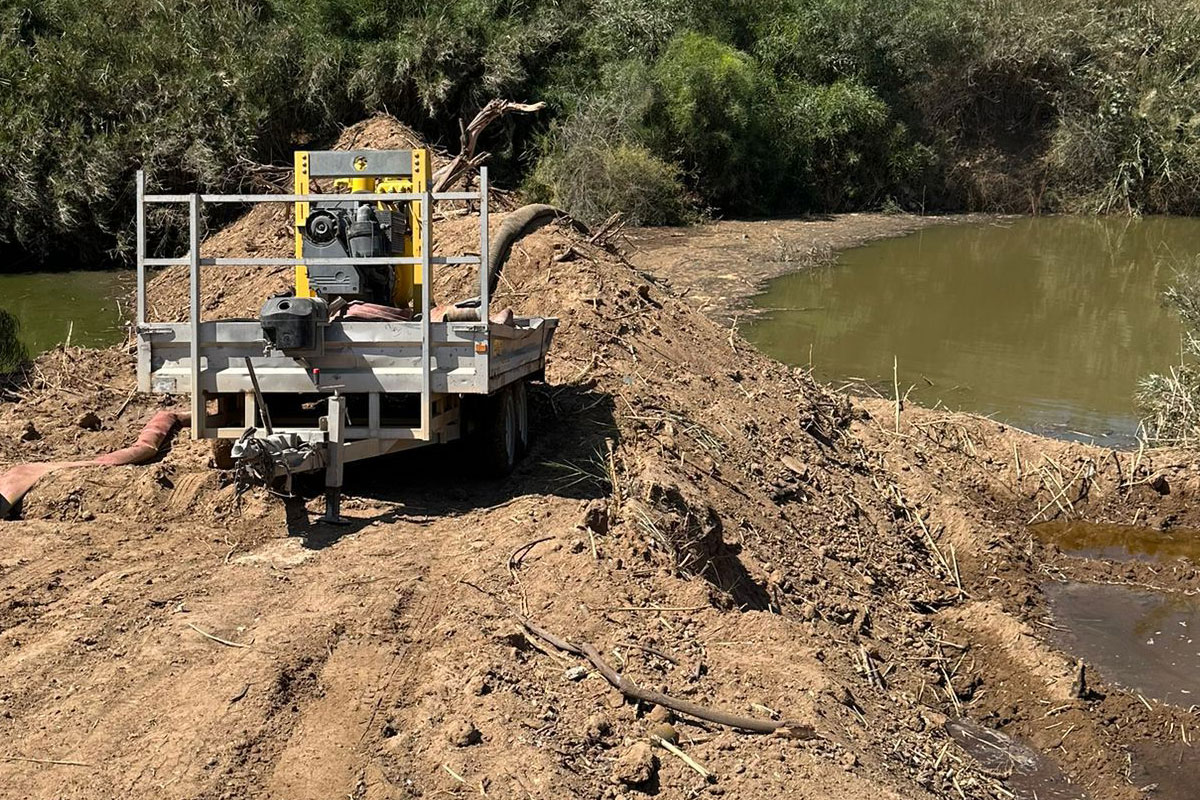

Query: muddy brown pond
left=747, top=217, right=1200, bottom=446
left=1034, top=519, right=1200, bottom=563
left=0, top=269, right=131, bottom=356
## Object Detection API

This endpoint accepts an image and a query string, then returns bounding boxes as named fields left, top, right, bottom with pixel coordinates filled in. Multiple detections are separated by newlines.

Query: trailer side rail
left=135, top=167, right=497, bottom=442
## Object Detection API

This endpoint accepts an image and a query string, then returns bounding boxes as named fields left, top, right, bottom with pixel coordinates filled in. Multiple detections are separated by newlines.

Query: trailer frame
left=133, top=163, right=557, bottom=519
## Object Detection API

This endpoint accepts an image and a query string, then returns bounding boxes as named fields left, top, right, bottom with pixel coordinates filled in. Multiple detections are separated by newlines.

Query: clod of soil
left=445, top=719, right=482, bottom=747
left=613, top=741, right=658, bottom=786
left=585, top=711, right=612, bottom=740
left=646, top=704, right=673, bottom=724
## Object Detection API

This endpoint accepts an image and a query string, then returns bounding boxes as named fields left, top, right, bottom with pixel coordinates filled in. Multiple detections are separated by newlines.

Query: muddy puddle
left=746, top=216, right=1200, bottom=446
left=1044, top=581, right=1200, bottom=707
left=1128, top=738, right=1200, bottom=800
left=945, top=718, right=1088, bottom=800
left=1036, top=524, right=1199, bottom=796
left=1034, top=519, right=1200, bottom=564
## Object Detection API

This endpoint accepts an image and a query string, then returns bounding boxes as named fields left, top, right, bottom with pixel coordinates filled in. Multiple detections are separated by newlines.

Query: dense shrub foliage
left=2, top=0, right=1200, bottom=264
left=0, top=308, right=27, bottom=373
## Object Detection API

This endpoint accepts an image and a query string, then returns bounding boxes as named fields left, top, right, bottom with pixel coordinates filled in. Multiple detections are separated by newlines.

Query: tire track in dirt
left=0, top=519, right=382, bottom=797
left=350, top=520, right=467, bottom=797
left=0, top=522, right=251, bottom=798
left=259, top=564, right=436, bottom=798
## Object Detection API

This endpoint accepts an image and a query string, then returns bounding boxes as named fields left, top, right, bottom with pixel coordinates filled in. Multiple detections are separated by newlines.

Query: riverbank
left=0, top=118, right=1196, bottom=800
left=625, top=214, right=999, bottom=322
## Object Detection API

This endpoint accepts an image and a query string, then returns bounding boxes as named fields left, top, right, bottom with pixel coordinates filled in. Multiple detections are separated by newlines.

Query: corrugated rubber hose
left=487, top=204, right=588, bottom=295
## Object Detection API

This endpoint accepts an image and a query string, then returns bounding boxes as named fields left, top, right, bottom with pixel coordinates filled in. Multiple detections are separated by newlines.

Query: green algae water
left=746, top=217, right=1200, bottom=446
left=0, top=270, right=131, bottom=357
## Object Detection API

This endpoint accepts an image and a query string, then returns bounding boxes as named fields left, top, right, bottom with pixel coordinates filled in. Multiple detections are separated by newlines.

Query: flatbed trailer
left=133, top=154, right=557, bottom=521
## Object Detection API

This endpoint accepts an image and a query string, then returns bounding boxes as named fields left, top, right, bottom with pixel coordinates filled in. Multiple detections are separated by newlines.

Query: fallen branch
left=515, top=613, right=814, bottom=738
left=431, top=99, right=546, bottom=192
left=587, top=212, right=626, bottom=248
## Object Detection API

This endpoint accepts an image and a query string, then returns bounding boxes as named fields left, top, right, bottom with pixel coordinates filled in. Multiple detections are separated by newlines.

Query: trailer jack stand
left=323, top=488, right=349, bottom=525
left=322, top=394, right=350, bottom=525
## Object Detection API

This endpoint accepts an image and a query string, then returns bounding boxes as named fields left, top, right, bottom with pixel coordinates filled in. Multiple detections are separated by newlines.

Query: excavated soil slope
left=2, top=117, right=1198, bottom=800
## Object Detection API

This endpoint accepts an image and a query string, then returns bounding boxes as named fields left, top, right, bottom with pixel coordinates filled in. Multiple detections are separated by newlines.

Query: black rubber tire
left=513, top=379, right=529, bottom=455
left=480, top=386, right=518, bottom=478
left=487, top=204, right=588, bottom=295
left=210, top=439, right=236, bottom=470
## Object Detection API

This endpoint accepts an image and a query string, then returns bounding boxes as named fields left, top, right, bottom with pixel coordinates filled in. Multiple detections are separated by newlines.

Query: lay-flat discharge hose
left=0, top=409, right=188, bottom=519
left=487, top=204, right=588, bottom=295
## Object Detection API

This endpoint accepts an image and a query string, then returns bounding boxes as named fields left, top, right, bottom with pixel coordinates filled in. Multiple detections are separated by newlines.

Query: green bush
left=4, top=0, right=1200, bottom=267
left=531, top=140, right=692, bottom=227
left=527, top=90, right=692, bottom=226
left=0, top=0, right=301, bottom=261
left=0, top=308, right=28, bottom=373
left=647, top=32, right=769, bottom=210
left=773, top=78, right=932, bottom=210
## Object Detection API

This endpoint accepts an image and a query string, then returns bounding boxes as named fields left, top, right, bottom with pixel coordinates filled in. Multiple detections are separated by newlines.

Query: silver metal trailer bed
left=133, top=164, right=557, bottom=520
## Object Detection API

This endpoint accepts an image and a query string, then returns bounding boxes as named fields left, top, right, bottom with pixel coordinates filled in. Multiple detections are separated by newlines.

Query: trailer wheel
left=513, top=379, right=529, bottom=455
left=211, top=439, right=235, bottom=470
left=481, top=386, right=518, bottom=477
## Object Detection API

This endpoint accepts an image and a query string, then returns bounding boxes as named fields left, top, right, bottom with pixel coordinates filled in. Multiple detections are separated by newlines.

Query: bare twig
left=114, top=388, right=138, bottom=419
left=617, top=641, right=681, bottom=665
left=603, top=605, right=709, bottom=613
left=893, top=355, right=901, bottom=434
left=652, top=734, right=714, bottom=781
left=187, top=622, right=252, bottom=649
left=2, top=755, right=91, bottom=767
left=508, top=536, right=554, bottom=576
left=587, top=212, right=625, bottom=247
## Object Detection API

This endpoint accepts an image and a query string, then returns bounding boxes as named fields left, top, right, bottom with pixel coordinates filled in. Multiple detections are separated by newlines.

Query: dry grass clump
left=1139, top=265, right=1200, bottom=445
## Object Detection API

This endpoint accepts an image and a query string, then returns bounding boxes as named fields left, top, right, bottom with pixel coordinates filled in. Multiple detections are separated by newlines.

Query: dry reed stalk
left=893, top=356, right=901, bottom=434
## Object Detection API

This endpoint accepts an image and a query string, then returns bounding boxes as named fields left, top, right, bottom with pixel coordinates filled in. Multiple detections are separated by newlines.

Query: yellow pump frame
left=292, top=148, right=429, bottom=309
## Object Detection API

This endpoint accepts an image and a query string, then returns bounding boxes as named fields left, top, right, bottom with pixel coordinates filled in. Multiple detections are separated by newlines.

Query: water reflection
left=944, top=718, right=1088, bottom=800
left=747, top=217, right=1200, bottom=446
left=1044, top=581, right=1200, bottom=706
left=1033, top=520, right=1200, bottom=564
left=0, top=270, right=131, bottom=354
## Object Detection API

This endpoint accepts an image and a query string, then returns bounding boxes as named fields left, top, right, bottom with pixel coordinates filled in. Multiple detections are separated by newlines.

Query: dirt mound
left=3, top=132, right=1199, bottom=798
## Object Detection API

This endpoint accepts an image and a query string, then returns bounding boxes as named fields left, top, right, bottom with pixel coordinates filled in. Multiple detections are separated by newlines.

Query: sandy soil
left=1, top=117, right=1197, bottom=800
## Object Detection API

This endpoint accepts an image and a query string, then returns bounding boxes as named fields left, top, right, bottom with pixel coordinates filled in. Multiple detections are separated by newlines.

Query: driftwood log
left=431, top=99, right=546, bottom=192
